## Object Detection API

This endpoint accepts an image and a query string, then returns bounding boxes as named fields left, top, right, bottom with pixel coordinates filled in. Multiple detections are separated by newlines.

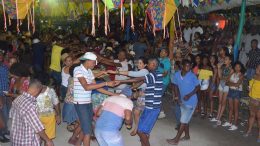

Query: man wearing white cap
left=73, top=52, right=120, bottom=146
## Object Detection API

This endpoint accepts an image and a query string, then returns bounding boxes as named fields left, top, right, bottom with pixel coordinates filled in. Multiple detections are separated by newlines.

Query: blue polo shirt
left=158, top=57, right=171, bottom=86
left=173, top=71, right=199, bottom=107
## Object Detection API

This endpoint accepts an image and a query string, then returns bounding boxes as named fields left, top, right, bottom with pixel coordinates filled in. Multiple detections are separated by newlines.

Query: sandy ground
left=1, top=96, right=259, bottom=146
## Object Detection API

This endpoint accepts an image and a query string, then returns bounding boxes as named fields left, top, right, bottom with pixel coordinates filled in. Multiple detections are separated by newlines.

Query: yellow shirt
left=249, top=79, right=260, bottom=99
left=198, top=69, right=213, bottom=80
left=49, top=45, right=63, bottom=72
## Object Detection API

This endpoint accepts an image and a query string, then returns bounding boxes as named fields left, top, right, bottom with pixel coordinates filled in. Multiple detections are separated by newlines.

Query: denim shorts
left=74, top=103, right=93, bottom=135
left=218, top=80, right=229, bottom=93
left=95, top=129, right=123, bottom=146
left=138, top=108, right=160, bottom=134
left=227, top=89, right=242, bottom=100
left=180, top=104, right=195, bottom=124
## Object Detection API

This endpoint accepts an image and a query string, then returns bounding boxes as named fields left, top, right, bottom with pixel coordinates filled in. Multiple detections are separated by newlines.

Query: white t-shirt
left=73, top=64, right=95, bottom=104
left=191, top=27, right=203, bottom=41
left=183, top=27, right=192, bottom=43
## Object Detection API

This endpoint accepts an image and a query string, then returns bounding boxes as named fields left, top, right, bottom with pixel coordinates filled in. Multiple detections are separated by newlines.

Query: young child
left=244, top=64, right=260, bottom=143
left=223, top=62, right=244, bottom=131
left=198, top=56, right=213, bottom=118
left=208, top=55, right=218, bottom=118
left=211, top=55, right=233, bottom=126
left=193, top=55, right=201, bottom=76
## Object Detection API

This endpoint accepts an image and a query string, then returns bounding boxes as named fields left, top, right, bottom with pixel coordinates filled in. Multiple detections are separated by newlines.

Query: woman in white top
left=61, top=56, right=73, bottom=102
left=223, top=62, right=245, bottom=131
left=108, top=57, right=149, bottom=136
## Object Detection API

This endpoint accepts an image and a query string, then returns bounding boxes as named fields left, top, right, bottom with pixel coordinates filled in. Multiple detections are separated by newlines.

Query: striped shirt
left=73, top=64, right=95, bottom=104
left=10, top=92, right=44, bottom=146
left=144, top=71, right=163, bottom=109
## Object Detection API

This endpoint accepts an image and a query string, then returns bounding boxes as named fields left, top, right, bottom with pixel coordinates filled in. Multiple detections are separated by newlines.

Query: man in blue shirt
left=167, top=59, right=200, bottom=145
left=119, top=57, right=163, bottom=146
left=158, top=48, right=171, bottom=119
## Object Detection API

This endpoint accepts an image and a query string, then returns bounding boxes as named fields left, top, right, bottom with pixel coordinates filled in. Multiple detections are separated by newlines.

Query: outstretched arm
left=119, top=77, right=145, bottom=84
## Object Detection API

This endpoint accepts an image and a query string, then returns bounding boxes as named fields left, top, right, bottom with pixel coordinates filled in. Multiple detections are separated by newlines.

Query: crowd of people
left=0, top=21, right=259, bottom=146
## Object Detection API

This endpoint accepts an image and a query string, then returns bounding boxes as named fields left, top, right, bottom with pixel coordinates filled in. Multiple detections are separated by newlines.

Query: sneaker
left=210, top=118, right=218, bottom=122
left=222, top=122, right=232, bottom=127
left=228, top=125, right=238, bottom=131
left=216, top=120, right=222, bottom=126
left=158, top=111, right=166, bottom=119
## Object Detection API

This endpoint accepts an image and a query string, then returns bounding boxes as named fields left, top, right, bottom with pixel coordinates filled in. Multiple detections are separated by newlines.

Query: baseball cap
left=80, top=52, right=98, bottom=65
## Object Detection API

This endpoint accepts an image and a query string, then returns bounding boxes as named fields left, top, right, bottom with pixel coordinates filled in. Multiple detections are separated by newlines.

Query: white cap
left=80, top=52, right=97, bottom=61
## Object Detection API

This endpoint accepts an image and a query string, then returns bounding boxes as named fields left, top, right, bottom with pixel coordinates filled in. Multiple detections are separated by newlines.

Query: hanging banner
left=4, top=0, right=32, bottom=19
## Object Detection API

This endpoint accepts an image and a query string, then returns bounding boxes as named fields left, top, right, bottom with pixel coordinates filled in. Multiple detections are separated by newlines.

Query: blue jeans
left=246, top=68, right=256, bottom=80
left=174, top=103, right=181, bottom=126
left=95, top=129, right=123, bottom=146
left=74, top=103, right=93, bottom=135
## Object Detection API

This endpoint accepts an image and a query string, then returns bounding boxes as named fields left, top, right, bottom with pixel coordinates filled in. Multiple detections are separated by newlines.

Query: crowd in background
left=0, top=21, right=260, bottom=146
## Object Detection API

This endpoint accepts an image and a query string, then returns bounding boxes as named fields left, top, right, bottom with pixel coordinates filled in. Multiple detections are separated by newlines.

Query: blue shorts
left=227, top=89, right=241, bottom=100
left=50, top=70, right=62, bottom=85
left=138, top=108, right=160, bottom=134
left=180, top=104, right=195, bottom=124
left=74, top=103, right=93, bottom=135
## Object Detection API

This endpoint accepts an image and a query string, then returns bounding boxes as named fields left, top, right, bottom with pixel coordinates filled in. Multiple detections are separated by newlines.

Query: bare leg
left=228, top=98, right=234, bottom=124
left=234, top=99, right=239, bottom=126
left=138, top=131, right=150, bottom=146
left=82, top=135, right=91, bottom=146
left=256, top=110, right=260, bottom=139
left=204, top=91, right=209, bottom=116
left=218, top=93, right=228, bottom=121
left=68, top=123, right=81, bottom=145
left=75, top=131, right=84, bottom=146
left=166, top=124, right=186, bottom=145
left=216, top=91, right=224, bottom=119
left=209, top=90, right=214, bottom=115
left=184, top=124, right=190, bottom=139
left=246, top=109, right=256, bottom=134
left=131, top=109, right=141, bottom=136
left=197, top=91, right=201, bottom=114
